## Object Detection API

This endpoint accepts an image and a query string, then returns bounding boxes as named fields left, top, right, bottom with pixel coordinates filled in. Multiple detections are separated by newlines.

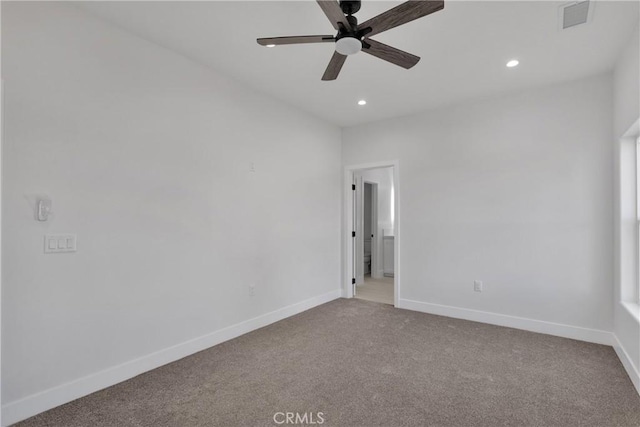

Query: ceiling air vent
left=560, top=1, right=592, bottom=30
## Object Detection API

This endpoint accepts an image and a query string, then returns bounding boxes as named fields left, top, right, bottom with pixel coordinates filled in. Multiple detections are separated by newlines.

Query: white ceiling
left=75, top=1, right=639, bottom=127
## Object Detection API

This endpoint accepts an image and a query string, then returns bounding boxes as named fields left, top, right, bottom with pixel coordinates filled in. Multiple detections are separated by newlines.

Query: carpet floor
left=15, top=299, right=640, bottom=427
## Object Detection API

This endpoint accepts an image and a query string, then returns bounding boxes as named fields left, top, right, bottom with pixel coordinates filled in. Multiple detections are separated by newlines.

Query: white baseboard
left=613, top=335, right=640, bottom=395
left=397, top=298, right=614, bottom=345
left=2, top=289, right=341, bottom=427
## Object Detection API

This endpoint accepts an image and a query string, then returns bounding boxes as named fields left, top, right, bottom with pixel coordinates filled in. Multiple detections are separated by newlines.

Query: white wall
left=343, top=73, right=614, bottom=336
left=614, top=27, right=640, bottom=140
left=613, top=25, right=640, bottom=392
left=360, top=167, right=394, bottom=277
left=1, top=2, right=341, bottom=422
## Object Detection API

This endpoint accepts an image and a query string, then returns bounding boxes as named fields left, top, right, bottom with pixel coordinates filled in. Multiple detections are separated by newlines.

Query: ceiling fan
left=257, top=0, right=444, bottom=81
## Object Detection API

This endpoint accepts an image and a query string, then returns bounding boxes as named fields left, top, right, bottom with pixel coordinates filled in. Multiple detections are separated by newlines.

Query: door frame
left=1, top=76, right=5, bottom=426
left=343, top=160, right=400, bottom=307
left=354, top=173, right=364, bottom=285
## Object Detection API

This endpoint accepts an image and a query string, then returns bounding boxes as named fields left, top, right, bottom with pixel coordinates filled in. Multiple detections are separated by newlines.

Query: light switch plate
left=44, top=234, right=77, bottom=253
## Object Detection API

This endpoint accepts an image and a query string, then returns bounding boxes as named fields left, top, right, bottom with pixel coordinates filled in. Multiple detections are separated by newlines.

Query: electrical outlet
left=249, top=284, right=255, bottom=297
left=474, top=280, right=483, bottom=292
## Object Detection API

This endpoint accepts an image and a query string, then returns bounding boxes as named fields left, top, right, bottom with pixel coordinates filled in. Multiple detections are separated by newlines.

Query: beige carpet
left=15, top=299, right=640, bottom=427
left=355, top=275, right=394, bottom=305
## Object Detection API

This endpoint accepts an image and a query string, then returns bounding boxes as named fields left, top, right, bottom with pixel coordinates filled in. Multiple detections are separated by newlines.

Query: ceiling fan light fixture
left=335, top=37, right=362, bottom=55
left=506, top=59, right=519, bottom=68
left=358, top=100, right=367, bottom=106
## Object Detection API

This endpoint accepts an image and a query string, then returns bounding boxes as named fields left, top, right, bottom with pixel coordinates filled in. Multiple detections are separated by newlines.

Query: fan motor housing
left=336, top=15, right=359, bottom=39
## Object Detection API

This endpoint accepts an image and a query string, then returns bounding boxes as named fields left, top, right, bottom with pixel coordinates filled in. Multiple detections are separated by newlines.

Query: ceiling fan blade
left=358, top=0, right=444, bottom=38
left=362, top=38, right=420, bottom=69
left=257, top=35, right=335, bottom=46
left=316, top=0, right=352, bottom=31
left=322, top=51, right=347, bottom=81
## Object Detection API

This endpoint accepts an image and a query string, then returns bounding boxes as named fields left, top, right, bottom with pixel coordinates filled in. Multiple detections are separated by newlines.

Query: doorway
left=357, top=180, right=393, bottom=304
left=344, top=162, right=398, bottom=306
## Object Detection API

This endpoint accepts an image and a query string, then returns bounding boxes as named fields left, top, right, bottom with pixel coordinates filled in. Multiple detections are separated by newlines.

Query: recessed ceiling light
left=506, top=59, right=519, bottom=68
left=266, top=44, right=276, bottom=48
left=358, top=100, right=367, bottom=106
